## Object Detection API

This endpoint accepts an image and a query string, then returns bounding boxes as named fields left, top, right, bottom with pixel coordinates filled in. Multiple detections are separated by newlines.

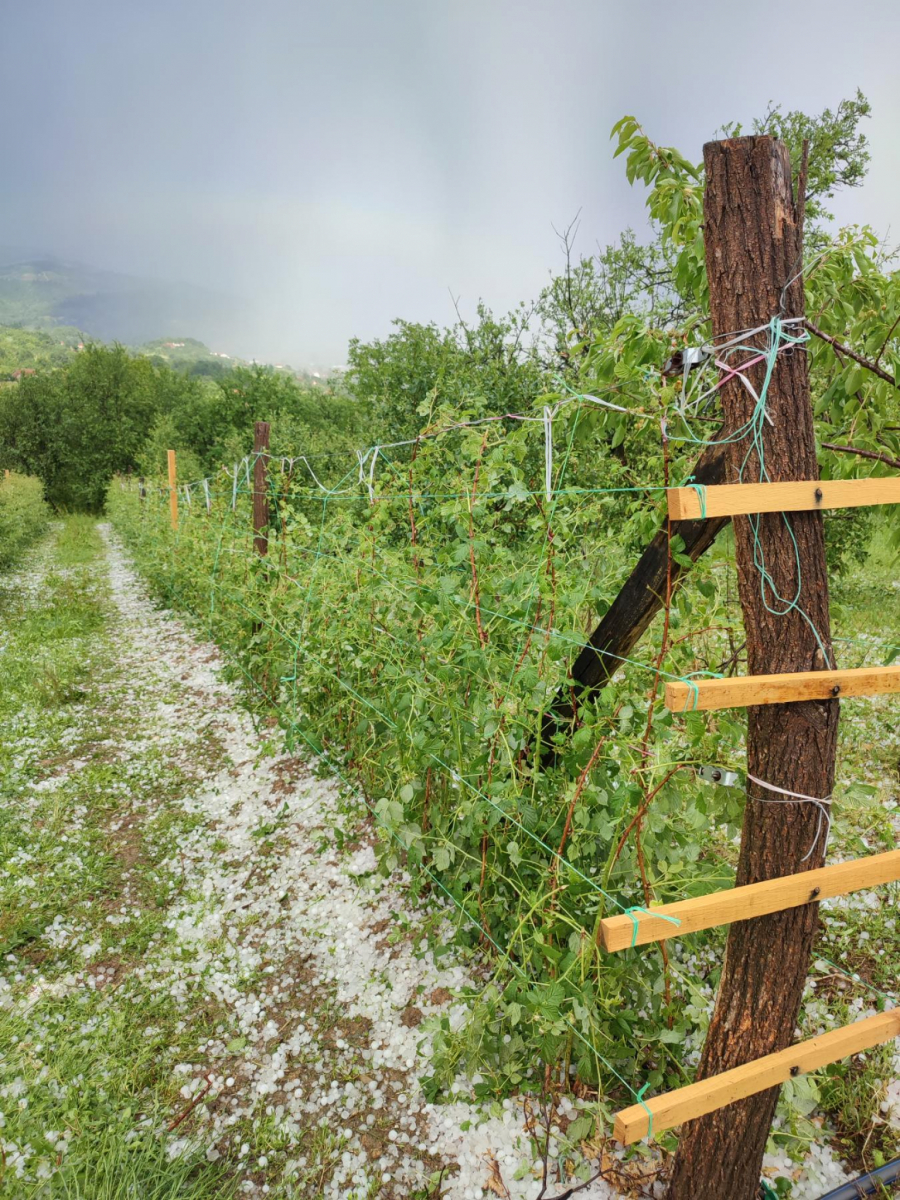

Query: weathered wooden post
left=167, top=450, right=178, bottom=531
left=252, top=421, right=270, bottom=556
left=667, top=137, right=839, bottom=1199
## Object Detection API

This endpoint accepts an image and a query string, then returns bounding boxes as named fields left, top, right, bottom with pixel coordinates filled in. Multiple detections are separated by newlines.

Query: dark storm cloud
left=1, top=0, right=898, bottom=364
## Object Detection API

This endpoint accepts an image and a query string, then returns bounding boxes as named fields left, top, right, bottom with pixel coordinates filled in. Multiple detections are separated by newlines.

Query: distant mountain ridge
left=0, top=254, right=250, bottom=354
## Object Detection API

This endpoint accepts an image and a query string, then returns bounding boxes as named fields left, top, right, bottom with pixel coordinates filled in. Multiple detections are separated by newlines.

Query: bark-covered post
left=668, top=137, right=839, bottom=1199
left=252, top=421, right=270, bottom=556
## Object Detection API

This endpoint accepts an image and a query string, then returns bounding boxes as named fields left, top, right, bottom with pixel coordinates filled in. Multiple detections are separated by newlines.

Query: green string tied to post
left=622, top=906, right=682, bottom=948
left=681, top=475, right=708, bottom=519
left=635, top=1082, right=654, bottom=1140
left=679, top=669, right=725, bottom=712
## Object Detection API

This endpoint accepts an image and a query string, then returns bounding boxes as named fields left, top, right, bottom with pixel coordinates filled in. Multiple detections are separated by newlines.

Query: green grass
left=0, top=473, right=51, bottom=571
left=0, top=519, right=237, bottom=1198
left=54, top=513, right=106, bottom=565
left=0, top=1004, right=237, bottom=1199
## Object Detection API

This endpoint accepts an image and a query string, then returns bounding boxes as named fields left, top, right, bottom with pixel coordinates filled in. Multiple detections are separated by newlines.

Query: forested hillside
left=0, top=324, right=82, bottom=378
left=0, top=255, right=246, bottom=348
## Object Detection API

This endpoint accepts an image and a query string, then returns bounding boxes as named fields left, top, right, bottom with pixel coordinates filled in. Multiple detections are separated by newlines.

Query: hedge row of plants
left=107, top=418, right=746, bottom=1126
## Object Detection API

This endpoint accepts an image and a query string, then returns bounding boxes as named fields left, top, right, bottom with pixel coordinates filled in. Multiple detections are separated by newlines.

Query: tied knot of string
left=635, top=1082, right=654, bottom=1140
left=673, top=314, right=808, bottom=424
left=622, top=905, right=682, bottom=948
left=356, top=447, right=378, bottom=503
left=679, top=670, right=724, bottom=712
left=747, top=772, right=832, bottom=862
left=680, top=475, right=707, bottom=519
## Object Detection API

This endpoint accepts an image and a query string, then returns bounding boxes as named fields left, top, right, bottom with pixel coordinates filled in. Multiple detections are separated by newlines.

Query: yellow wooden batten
left=667, top=476, right=900, bottom=521
left=614, top=1011, right=900, bottom=1145
left=600, top=849, right=900, bottom=952
left=665, top=665, right=900, bottom=713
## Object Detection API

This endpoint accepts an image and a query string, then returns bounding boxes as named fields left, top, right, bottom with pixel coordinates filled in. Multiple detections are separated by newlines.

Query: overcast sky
left=2, top=0, right=898, bottom=365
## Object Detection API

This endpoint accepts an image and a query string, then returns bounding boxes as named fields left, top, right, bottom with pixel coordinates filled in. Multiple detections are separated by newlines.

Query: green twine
left=730, top=317, right=833, bottom=669
left=623, top=906, right=682, bottom=948
left=635, top=1082, right=654, bottom=1139
left=670, top=318, right=833, bottom=668
left=682, top=477, right=708, bottom=519
left=680, top=670, right=724, bottom=712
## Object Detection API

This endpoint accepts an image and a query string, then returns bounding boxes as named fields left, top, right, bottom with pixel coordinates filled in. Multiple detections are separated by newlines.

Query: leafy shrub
left=0, top=472, right=50, bottom=570
left=107, top=412, right=745, bottom=1105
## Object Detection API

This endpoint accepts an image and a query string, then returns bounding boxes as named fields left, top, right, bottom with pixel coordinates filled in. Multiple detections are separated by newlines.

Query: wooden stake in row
left=614, top=1010, right=900, bottom=1145
left=253, top=421, right=270, bottom=557
left=667, top=476, right=900, bottom=521
left=600, top=848, right=900, bottom=952
left=666, top=665, right=900, bottom=713
left=166, top=425, right=270, bottom=542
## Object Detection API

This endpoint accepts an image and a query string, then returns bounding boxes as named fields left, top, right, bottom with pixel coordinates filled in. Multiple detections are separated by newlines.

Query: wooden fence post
left=667, top=138, right=838, bottom=1199
left=253, top=422, right=270, bottom=556
left=167, top=450, right=178, bottom=531
left=541, top=435, right=729, bottom=762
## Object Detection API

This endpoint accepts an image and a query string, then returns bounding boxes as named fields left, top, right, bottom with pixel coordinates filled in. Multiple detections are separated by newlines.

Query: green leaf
left=567, top=1115, right=594, bottom=1142
left=844, top=364, right=865, bottom=395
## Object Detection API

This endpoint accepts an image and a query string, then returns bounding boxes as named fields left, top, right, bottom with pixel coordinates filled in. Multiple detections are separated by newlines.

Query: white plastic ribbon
left=367, top=447, right=379, bottom=504
left=747, top=772, right=832, bottom=862
left=543, top=406, right=554, bottom=504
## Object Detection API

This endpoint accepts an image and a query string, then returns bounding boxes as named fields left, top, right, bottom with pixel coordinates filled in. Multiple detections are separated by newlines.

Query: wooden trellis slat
left=667, top=476, right=900, bottom=521
left=665, top=665, right=900, bottom=713
left=600, top=848, right=900, bottom=952
left=614, top=1010, right=900, bottom=1145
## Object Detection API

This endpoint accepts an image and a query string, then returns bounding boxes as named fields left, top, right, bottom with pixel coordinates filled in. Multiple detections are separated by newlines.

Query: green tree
left=0, top=344, right=159, bottom=510
left=346, top=303, right=545, bottom=444
left=535, top=92, right=875, bottom=374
